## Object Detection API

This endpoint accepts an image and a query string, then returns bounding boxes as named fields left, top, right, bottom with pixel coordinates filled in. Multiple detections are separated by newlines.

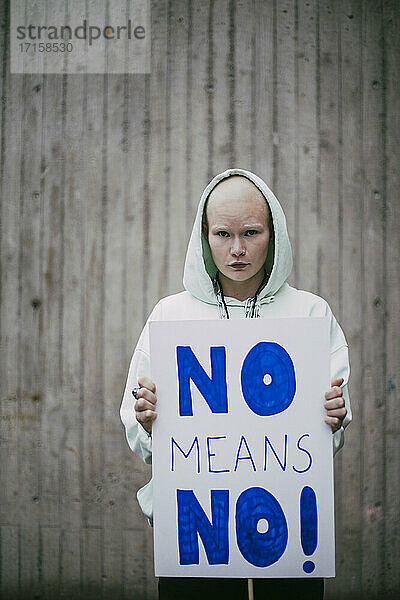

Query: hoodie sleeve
left=120, top=300, right=163, bottom=464
left=310, top=298, right=352, bottom=456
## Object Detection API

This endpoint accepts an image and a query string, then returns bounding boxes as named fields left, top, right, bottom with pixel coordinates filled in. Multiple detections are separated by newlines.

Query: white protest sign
left=150, top=317, right=334, bottom=578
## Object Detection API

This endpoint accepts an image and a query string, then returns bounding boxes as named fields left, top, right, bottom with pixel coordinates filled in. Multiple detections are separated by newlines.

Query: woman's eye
left=216, top=231, right=229, bottom=237
left=245, top=230, right=258, bottom=236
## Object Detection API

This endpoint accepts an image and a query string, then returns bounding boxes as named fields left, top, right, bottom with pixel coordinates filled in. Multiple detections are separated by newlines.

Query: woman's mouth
left=229, top=262, right=249, bottom=269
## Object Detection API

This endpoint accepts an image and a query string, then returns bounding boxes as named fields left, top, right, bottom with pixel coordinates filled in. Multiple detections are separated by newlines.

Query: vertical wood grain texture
left=275, top=0, right=298, bottom=288
left=122, top=74, right=154, bottom=599
left=39, top=72, right=64, bottom=600
left=234, top=0, right=254, bottom=169
left=0, top=0, right=20, bottom=545
left=186, top=0, right=208, bottom=232
left=103, top=72, right=125, bottom=596
left=296, top=0, right=319, bottom=292
left=317, top=4, right=343, bottom=595
left=334, top=2, right=363, bottom=597
left=253, top=0, right=274, bottom=181
left=382, top=4, right=400, bottom=596
left=18, top=70, right=43, bottom=600
left=59, top=69, right=85, bottom=595
left=360, top=1, right=386, bottom=596
left=0, top=1, right=399, bottom=598
left=81, top=72, right=106, bottom=597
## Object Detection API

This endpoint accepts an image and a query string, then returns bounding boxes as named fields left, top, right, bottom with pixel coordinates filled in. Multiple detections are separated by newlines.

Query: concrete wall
left=0, top=1, right=399, bottom=598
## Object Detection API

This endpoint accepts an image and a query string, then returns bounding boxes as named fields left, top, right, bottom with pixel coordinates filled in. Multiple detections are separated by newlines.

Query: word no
left=177, top=485, right=318, bottom=572
left=177, top=342, right=296, bottom=417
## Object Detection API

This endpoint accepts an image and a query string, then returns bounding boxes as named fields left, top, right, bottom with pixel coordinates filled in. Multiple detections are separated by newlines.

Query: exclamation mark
left=300, top=486, right=318, bottom=573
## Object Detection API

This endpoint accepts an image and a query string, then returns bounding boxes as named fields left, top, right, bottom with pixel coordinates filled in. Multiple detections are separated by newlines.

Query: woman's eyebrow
left=210, top=222, right=264, bottom=229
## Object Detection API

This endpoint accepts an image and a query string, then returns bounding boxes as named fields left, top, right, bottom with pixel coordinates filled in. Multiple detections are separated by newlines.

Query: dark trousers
left=158, top=576, right=324, bottom=600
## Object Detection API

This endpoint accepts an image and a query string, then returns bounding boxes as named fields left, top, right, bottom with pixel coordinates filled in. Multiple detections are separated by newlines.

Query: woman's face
left=205, top=177, right=271, bottom=286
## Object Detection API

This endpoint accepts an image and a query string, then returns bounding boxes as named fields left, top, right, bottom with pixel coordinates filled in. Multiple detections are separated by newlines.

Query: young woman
left=120, top=168, right=351, bottom=600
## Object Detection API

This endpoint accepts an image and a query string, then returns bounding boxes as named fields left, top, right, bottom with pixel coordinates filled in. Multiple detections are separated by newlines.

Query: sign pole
left=247, top=578, right=254, bottom=600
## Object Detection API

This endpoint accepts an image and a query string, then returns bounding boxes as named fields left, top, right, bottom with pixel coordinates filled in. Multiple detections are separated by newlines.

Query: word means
left=171, top=433, right=313, bottom=474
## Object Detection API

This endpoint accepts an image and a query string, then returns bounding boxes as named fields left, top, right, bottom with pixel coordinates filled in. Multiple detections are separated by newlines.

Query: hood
left=183, top=168, right=293, bottom=305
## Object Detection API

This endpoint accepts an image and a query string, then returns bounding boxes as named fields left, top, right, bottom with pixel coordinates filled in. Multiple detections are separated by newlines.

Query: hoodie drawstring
left=212, top=271, right=274, bottom=319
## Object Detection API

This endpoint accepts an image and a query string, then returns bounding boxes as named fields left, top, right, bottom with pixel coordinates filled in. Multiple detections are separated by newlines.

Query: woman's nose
left=231, top=237, right=246, bottom=256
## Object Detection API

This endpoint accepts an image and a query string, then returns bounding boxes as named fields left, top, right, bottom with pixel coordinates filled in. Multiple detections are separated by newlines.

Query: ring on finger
left=132, top=387, right=141, bottom=400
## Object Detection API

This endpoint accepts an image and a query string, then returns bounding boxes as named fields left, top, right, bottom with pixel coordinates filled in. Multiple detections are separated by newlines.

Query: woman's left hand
left=324, top=377, right=347, bottom=433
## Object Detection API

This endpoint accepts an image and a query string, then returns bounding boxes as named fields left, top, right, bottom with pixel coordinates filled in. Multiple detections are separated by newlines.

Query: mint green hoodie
left=120, top=168, right=352, bottom=522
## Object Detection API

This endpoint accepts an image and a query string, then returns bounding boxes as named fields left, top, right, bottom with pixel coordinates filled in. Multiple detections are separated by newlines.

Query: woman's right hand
left=134, top=376, right=157, bottom=434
